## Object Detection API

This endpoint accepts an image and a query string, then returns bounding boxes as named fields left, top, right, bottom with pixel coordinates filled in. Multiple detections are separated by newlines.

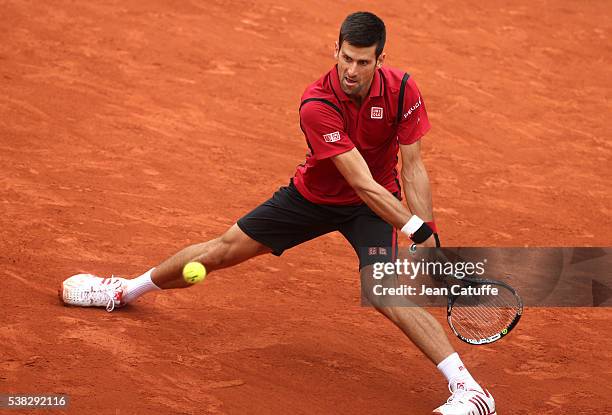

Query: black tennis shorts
left=237, top=180, right=398, bottom=269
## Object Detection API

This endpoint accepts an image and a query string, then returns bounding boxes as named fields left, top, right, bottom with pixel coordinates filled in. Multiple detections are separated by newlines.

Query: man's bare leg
left=376, top=305, right=454, bottom=364
left=122, top=224, right=271, bottom=301
left=151, top=224, right=272, bottom=289
left=373, top=304, right=486, bottom=396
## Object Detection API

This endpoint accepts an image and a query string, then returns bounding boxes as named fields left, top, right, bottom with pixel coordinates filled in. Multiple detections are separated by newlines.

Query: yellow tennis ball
left=183, top=262, right=207, bottom=284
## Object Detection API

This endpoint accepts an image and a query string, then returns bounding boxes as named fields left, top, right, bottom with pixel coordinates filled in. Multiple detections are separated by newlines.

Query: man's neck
left=349, top=81, right=372, bottom=107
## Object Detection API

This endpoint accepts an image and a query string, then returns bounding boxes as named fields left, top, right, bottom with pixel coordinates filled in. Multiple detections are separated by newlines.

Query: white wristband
left=401, top=215, right=425, bottom=237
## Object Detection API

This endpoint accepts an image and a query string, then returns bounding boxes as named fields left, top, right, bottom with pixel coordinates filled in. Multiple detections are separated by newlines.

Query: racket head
left=447, top=278, right=523, bottom=345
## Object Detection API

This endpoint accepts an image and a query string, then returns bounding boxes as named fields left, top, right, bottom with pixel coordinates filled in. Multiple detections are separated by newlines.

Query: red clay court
left=1, top=1, right=611, bottom=414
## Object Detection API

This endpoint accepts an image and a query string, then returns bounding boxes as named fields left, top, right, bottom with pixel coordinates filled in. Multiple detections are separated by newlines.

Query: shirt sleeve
left=300, top=101, right=355, bottom=160
left=397, top=78, right=431, bottom=145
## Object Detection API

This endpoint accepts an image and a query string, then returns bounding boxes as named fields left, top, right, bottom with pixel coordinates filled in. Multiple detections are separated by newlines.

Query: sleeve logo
left=403, top=96, right=422, bottom=119
left=323, top=131, right=341, bottom=142
left=371, top=106, right=383, bottom=119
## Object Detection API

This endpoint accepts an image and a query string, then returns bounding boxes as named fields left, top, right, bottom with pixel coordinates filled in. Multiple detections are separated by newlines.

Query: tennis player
left=61, top=12, right=496, bottom=414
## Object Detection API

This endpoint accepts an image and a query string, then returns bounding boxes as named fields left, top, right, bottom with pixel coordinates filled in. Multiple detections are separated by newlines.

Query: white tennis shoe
left=60, top=274, right=127, bottom=312
left=433, top=378, right=496, bottom=415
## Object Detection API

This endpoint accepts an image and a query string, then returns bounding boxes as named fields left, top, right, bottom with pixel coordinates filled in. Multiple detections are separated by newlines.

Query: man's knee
left=202, top=236, right=231, bottom=270
left=195, top=224, right=270, bottom=270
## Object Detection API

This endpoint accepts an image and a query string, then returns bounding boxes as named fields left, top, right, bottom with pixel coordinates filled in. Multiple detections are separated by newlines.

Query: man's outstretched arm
left=332, top=148, right=432, bottom=242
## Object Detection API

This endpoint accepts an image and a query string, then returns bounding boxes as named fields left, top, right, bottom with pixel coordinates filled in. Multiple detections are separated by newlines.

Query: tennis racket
left=422, top=247, right=523, bottom=345
left=444, top=275, right=523, bottom=345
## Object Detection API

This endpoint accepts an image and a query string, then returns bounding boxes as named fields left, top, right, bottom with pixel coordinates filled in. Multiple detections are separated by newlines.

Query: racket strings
left=450, top=285, right=520, bottom=340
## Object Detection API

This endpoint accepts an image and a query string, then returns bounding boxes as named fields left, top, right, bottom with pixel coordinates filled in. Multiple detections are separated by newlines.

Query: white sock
left=437, top=352, right=483, bottom=392
left=124, top=268, right=161, bottom=303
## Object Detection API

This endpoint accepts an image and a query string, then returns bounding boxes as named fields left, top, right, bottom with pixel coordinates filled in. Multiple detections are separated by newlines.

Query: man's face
left=335, top=41, right=385, bottom=99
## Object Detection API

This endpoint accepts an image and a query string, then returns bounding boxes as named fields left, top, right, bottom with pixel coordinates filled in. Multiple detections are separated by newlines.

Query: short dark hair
left=338, top=12, right=386, bottom=58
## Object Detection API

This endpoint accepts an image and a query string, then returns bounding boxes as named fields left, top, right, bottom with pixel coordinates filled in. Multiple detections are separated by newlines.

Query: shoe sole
left=433, top=408, right=496, bottom=414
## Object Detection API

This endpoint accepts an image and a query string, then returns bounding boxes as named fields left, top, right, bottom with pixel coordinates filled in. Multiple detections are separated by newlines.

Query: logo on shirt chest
left=370, top=106, right=383, bottom=119
left=323, top=131, right=341, bottom=142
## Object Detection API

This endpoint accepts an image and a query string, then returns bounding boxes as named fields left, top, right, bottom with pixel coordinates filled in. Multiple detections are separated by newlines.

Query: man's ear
left=376, top=52, right=386, bottom=68
left=334, top=41, right=340, bottom=59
